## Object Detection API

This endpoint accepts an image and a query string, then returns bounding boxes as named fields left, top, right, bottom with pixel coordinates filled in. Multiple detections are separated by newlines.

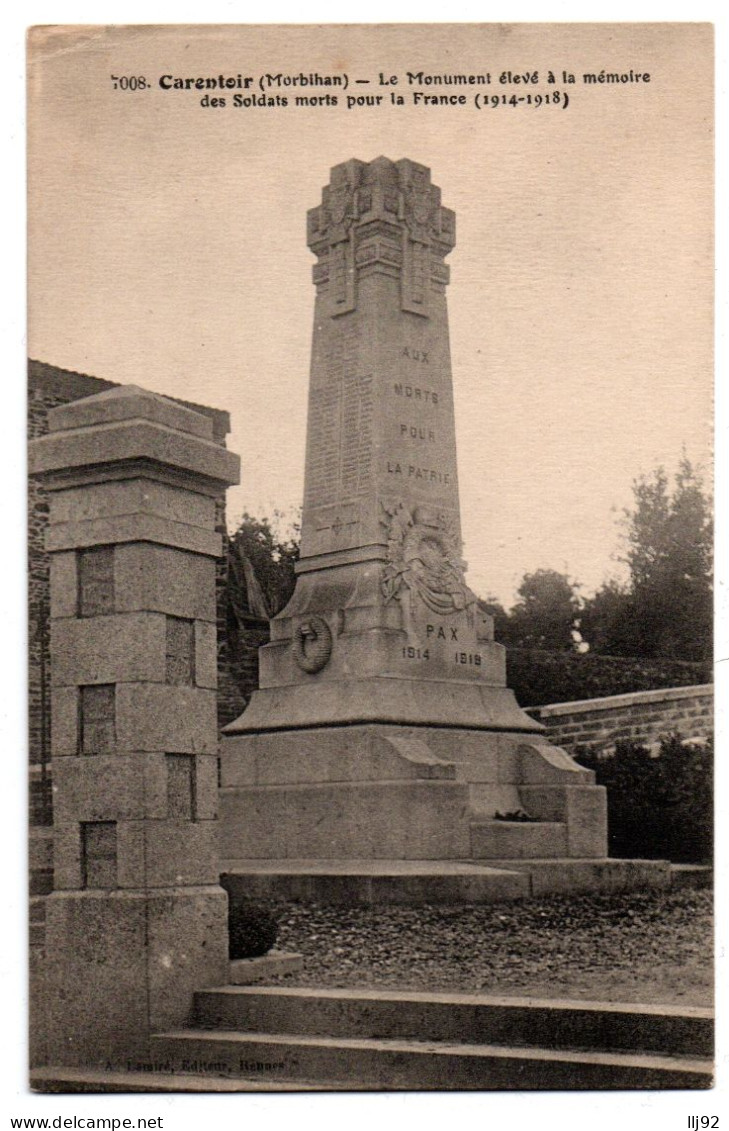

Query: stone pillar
left=28, top=385, right=240, bottom=1068
left=226, top=158, right=536, bottom=735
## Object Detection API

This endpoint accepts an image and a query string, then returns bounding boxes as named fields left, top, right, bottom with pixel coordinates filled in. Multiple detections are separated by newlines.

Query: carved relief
left=380, top=501, right=477, bottom=629
left=292, top=615, right=333, bottom=673
left=308, top=158, right=455, bottom=315
left=403, top=180, right=433, bottom=243
left=320, top=163, right=361, bottom=241
left=325, top=183, right=355, bottom=237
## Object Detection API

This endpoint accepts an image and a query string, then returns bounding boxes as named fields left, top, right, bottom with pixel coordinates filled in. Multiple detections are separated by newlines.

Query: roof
left=28, top=359, right=231, bottom=442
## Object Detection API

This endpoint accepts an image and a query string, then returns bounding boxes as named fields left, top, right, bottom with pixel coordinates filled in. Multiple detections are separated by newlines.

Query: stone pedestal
left=29, top=385, right=240, bottom=1067
left=221, top=158, right=607, bottom=864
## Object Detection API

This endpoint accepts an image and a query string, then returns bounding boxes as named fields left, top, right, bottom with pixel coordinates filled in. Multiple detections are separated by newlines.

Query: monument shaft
left=301, top=156, right=460, bottom=568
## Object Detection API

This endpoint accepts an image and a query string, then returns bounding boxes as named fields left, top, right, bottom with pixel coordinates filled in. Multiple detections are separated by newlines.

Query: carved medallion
left=380, top=501, right=477, bottom=619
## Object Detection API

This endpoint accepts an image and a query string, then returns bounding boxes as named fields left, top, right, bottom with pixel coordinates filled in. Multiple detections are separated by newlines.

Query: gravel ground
left=270, top=888, right=713, bottom=1007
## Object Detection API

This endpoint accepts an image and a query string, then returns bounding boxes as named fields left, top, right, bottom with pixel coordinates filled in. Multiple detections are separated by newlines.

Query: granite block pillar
left=28, top=385, right=240, bottom=1067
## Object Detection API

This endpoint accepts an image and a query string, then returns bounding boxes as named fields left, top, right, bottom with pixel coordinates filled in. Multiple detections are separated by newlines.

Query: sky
left=27, top=23, right=713, bottom=606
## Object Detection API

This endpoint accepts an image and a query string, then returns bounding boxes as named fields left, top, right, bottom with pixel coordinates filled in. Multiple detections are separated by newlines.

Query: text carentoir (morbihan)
left=109, top=68, right=652, bottom=112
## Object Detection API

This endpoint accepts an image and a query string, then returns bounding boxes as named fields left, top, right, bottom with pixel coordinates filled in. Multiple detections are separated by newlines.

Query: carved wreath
left=292, top=615, right=333, bottom=674
left=380, top=502, right=476, bottom=617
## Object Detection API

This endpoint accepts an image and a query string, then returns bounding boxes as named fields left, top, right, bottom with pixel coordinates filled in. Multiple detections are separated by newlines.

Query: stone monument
left=29, top=385, right=240, bottom=1066
left=221, top=157, right=607, bottom=864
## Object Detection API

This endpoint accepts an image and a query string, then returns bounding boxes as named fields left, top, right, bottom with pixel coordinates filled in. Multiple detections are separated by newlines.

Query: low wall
left=526, top=684, right=713, bottom=755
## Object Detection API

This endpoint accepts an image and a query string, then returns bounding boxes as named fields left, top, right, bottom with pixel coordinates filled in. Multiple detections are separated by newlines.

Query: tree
left=579, top=579, right=635, bottom=656
left=228, top=510, right=300, bottom=621
left=592, top=457, right=713, bottom=661
left=503, top=569, right=581, bottom=651
left=478, top=596, right=510, bottom=644
left=636, top=457, right=711, bottom=660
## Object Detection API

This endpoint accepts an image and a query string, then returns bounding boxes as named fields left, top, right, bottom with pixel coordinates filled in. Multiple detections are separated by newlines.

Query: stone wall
left=526, top=684, right=714, bottom=756
left=28, top=361, right=235, bottom=823
left=218, top=614, right=270, bottom=731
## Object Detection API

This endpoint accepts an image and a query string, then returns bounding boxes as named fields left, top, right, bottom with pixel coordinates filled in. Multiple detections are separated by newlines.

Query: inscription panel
left=303, top=308, right=378, bottom=556
left=380, top=324, right=460, bottom=526
left=306, top=385, right=341, bottom=506
left=305, top=374, right=373, bottom=506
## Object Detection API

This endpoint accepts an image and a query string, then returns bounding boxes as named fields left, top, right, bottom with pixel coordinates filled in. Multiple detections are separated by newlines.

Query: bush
left=506, top=648, right=711, bottom=708
left=576, top=734, right=713, bottom=864
left=228, top=899, right=279, bottom=959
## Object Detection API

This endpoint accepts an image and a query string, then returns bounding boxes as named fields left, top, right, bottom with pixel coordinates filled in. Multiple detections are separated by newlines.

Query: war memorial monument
left=220, top=156, right=608, bottom=871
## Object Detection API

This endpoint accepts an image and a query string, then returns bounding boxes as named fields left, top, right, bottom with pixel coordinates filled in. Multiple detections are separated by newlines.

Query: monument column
left=221, top=157, right=606, bottom=864
left=228, top=157, right=539, bottom=730
left=29, top=385, right=240, bottom=1067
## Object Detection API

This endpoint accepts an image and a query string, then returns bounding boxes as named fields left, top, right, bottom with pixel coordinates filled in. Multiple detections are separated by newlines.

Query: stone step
left=151, top=1029, right=712, bottom=1090
left=486, top=857, right=672, bottom=896
left=221, top=856, right=673, bottom=904
left=192, top=987, right=713, bottom=1058
left=470, top=820, right=568, bottom=859
left=30, top=1068, right=339, bottom=1093
left=670, top=864, right=713, bottom=890
left=221, top=860, right=530, bottom=906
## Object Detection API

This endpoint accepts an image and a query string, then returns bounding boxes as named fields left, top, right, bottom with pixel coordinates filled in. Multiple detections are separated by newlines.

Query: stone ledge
left=225, top=679, right=543, bottom=734
left=228, top=951, right=303, bottom=985
left=46, top=513, right=222, bottom=557
left=670, top=864, right=713, bottom=891
left=47, top=385, right=213, bottom=440
left=29, top=418, right=240, bottom=488
left=527, top=684, right=713, bottom=719
left=218, top=857, right=675, bottom=904
left=30, top=1068, right=327, bottom=1092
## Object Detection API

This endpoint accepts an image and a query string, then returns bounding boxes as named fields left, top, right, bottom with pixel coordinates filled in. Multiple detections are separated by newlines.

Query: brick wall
left=218, top=618, right=270, bottom=730
left=28, top=361, right=240, bottom=822
left=527, top=684, right=714, bottom=755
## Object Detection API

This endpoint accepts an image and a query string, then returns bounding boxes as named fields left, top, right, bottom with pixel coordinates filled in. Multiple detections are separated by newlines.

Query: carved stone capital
left=308, top=156, right=455, bottom=314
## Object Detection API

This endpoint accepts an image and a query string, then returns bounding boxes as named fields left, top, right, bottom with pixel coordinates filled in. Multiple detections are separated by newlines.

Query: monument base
left=219, top=722, right=607, bottom=862
left=42, top=887, right=229, bottom=1067
left=224, top=676, right=542, bottom=733
left=219, top=858, right=672, bottom=906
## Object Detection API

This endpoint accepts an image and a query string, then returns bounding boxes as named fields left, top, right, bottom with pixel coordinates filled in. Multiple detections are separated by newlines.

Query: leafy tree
left=582, top=457, right=712, bottom=661
left=629, top=456, right=712, bottom=660
left=478, top=596, right=510, bottom=643
left=228, top=510, right=299, bottom=621
left=503, top=568, right=581, bottom=651
left=579, top=579, right=635, bottom=656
